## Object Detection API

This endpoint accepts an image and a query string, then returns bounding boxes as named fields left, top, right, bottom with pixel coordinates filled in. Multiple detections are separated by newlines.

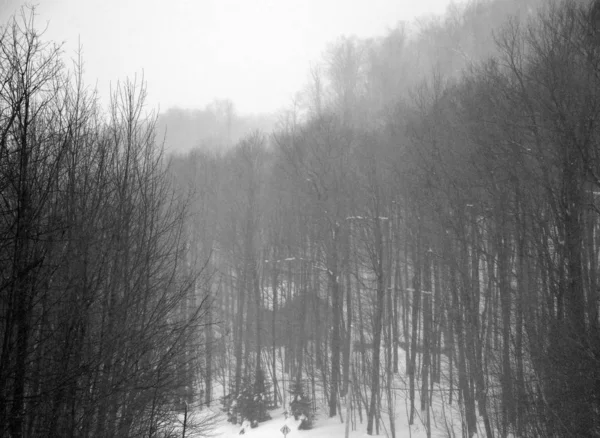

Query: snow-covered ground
left=181, top=346, right=469, bottom=437
left=209, top=406, right=432, bottom=438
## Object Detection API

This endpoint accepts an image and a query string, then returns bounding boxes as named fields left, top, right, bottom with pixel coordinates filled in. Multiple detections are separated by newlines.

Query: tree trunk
left=329, top=264, right=342, bottom=417
left=408, top=238, right=421, bottom=426
left=367, top=218, right=385, bottom=435
left=421, top=244, right=432, bottom=438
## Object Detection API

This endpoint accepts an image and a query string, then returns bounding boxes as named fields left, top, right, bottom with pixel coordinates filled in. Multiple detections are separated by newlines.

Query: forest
left=1, top=0, right=600, bottom=437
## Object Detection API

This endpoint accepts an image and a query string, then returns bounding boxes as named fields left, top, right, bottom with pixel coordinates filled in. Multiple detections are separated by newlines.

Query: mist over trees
left=155, top=102, right=276, bottom=155
left=1, top=1, right=599, bottom=437
left=172, top=1, right=600, bottom=437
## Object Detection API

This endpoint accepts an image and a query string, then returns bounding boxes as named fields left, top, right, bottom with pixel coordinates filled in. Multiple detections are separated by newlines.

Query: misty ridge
left=2, top=1, right=600, bottom=438
left=156, top=103, right=277, bottom=155
left=157, top=0, right=538, bottom=155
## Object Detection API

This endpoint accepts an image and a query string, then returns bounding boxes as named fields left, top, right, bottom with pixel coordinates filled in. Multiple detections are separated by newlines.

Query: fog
left=2, top=1, right=597, bottom=437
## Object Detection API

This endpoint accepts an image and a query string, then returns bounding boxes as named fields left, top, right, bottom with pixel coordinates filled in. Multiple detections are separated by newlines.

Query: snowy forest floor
left=203, top=405, right=446, bottom=438
left=180, top=369, right=466, bottom=438
left=175, top=344, right=471, bottom=437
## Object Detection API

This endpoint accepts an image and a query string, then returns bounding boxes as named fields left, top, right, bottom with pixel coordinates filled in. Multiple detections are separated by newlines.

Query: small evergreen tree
left=288, top=380, right=313, bottom=429
left=231, top=369, right=272, bottom=427
left=221, top=382, right=239, bottom=424
left=251, top=367, right=271, bottom=425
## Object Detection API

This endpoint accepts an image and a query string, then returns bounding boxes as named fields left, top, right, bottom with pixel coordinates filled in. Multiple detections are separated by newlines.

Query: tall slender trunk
left=420, top=244, right=432, bottom=438
left=295, top=258, right=309, bottom=385
left=9, top=102, right=33, bottom=438
left=234, top=262, right=247, bottom=396
left=329, top=264, right=342, bottom=417
left=254, top=260, right=262, bottom=380
left=452, top=261, right=476, bottom=437
left=498, top=221, right=515, bottom=435
left=342, top=267, right=352, bottom=396
left=367, top=218, right=385, bottom=435
left=393, top=243, right=401, bottom=373
left=408, top=236, right=421, bottom=426
left=271, top=247, right=279, bottom=407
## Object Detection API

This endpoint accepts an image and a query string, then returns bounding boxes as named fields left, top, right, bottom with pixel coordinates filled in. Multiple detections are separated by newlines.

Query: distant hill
left=156, top=101, right=277, bottom=155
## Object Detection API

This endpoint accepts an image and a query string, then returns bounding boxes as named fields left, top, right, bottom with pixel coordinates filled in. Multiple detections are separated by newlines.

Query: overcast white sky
left=2, top=0, right=454, bottom=114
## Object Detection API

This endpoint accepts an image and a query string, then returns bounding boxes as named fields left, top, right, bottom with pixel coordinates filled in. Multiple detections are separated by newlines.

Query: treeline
left=0, top=12, right=209, bottom=437
left=156, top=102, right=276, bottom=155
left=173, top=1, right=600, bottom=437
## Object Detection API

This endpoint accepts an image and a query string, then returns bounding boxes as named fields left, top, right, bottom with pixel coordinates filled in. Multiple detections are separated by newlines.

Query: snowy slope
left=209, top=407, right=432, bottom=438
left=180, top=344, right=469, bottom=438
